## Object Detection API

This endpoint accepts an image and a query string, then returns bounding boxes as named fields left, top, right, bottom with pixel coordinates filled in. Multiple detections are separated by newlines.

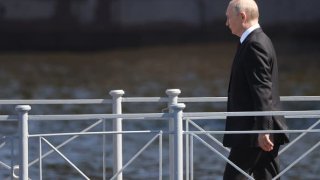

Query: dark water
left=0, top=40, right=320, bottom=179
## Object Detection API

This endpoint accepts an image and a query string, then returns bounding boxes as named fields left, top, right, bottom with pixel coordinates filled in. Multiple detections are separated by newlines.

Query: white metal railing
left=184, top=114, right=320, bottom=180
left=0, top=89, right=319, bottom=179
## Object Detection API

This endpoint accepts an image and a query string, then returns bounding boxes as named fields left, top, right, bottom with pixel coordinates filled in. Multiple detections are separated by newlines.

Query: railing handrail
left=0, top=96, right=319, bottom=105
left=0, top=99, right=113, bottom=105
left=1, top=110, right=320, bottom=122
left=1, top=92, right=320, bottom=180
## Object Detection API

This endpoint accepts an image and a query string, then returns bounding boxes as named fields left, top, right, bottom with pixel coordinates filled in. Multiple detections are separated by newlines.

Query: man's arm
left=244, top=41, right=274, bottom=151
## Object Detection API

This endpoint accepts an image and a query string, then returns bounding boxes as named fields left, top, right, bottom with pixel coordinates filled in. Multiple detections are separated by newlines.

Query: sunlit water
left=0, top=41, right=319, bottom=179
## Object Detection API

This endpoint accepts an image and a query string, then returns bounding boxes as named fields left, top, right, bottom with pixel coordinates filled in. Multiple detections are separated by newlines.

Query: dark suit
left=223, top=28, right=289, bottom=179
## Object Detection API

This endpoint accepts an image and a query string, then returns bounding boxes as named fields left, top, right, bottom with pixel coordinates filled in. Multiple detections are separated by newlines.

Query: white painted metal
left=171, top=103, right=185, bottom=180
left=273, top=140, right=320, bottom=180
left=0, top=138, right=11, bottom=172
left=1, top=96, right=319, bottom=105
left=39, top=137, right=42, bottom=180
left=166, top=89, right=181, bottom=180
left=186, top=129, right=320, bottom=134
left=41, top=137, right=90, bottom=179
left=0, top=115, right=18, bottom=121
left=184, top=110, right=320, bottom=118
left=0, top=99, right=113, bottom=105
left=0, top=160, right=11, bottom=170
left=185, top=118, right=190, bottom=180
left=28, top=113, right=170, bottom=121
left=185, top=118, right=320, bottom=179
left=103, top=118, right=107, bottom=180
left=188, top=119, right=230, bottom=152
left=11, top=138, right=15, bottom=180
left=24, top=110, right=320, bottom=121
left=0, top=93, right=318, bottom=179
left=279, top=119, right=320, bottom=155
left=179, top=96, right=320, bottom=102
left=159, top=131, right=163, bottom=180
left=110, top=90, right=125, bottom=180
left=192, top=133, right=255, bottom=180
left=15, top=105, right=31, bottom=180
left=110, top=133, right=161, bottom=180
left=122, top=97, right=168, bottom=102
left=28, top=130, right=167, bottom=138
left=190, top=135, right=194, bottom=180
left=29, top=120, right=103, bottom=167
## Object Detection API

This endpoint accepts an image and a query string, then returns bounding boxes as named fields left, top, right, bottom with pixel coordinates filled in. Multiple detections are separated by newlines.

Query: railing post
left=109, top=90, right=125, bottom=180
left=166, top=89, right=181, bottom=180
left=170, top=103, right=185, bottom=180
left=16, top=105, right=31, bottom=180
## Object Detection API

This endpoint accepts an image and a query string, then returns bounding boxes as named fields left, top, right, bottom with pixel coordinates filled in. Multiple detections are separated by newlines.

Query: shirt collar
left=240, top=24, right=260, bottom=44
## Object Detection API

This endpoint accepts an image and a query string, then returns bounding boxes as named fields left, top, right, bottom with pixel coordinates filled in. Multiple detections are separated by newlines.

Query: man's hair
left=229, top=0, right=259, bottom=21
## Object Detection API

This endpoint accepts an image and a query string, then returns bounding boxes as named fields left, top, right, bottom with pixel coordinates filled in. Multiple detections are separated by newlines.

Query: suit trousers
left=223, top=146, right=280, bottom=180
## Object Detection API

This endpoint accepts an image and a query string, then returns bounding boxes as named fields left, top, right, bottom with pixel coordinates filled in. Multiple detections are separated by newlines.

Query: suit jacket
left=223, top=28, right=289, bottom=147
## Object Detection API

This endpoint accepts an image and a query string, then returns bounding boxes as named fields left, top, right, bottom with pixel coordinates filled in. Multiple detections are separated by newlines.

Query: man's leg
left=252, top=146, right=280, bottom=180
left=223, top=147, right=261, bottom=180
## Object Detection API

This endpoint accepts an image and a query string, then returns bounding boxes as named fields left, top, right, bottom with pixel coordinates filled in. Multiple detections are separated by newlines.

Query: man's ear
left=240, top=12, right=246, bottom=21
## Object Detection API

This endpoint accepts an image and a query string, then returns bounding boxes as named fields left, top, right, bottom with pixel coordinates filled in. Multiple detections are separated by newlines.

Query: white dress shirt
left=240, top=24, right=261, bottom=44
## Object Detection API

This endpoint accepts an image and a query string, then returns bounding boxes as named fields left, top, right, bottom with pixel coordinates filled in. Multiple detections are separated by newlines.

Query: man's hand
left=258, top=133, right=274, bottom=151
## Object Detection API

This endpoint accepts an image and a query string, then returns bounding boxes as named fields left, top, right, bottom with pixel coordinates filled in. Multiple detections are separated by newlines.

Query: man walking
left=223, top=0, right=289, bottom=179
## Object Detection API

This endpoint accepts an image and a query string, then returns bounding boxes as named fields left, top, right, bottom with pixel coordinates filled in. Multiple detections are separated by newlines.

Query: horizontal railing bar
left=0, top=96, right=319, bottom=105
left=29, top=130, right=171, bottom=138
left=0, top=115, right=18, bottom=121
left=179, top=97, right=227, bottom=102
left=185, top=115, right=320, bottom=120
left=285, top=115, right=320, bottom=118
left=28, top=110, right=320, bottom=121
left=1, top=111, right=319, bottom=122
left=184, top=116, right=226, bottom=120
left=122, top=97, right=168, bottom=102
left=0, top=99, right=113, bottom=105
left=184, top=110, right=320, bottom=118
left=185, top=129, right=320, bottom=134
left=30, top=129, right=320, bottom=138
left=28, top=113, right=170, bottom=121
left=179, top=96, right=320, bottom=102
left=280, top=96, right=320, bottom=101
